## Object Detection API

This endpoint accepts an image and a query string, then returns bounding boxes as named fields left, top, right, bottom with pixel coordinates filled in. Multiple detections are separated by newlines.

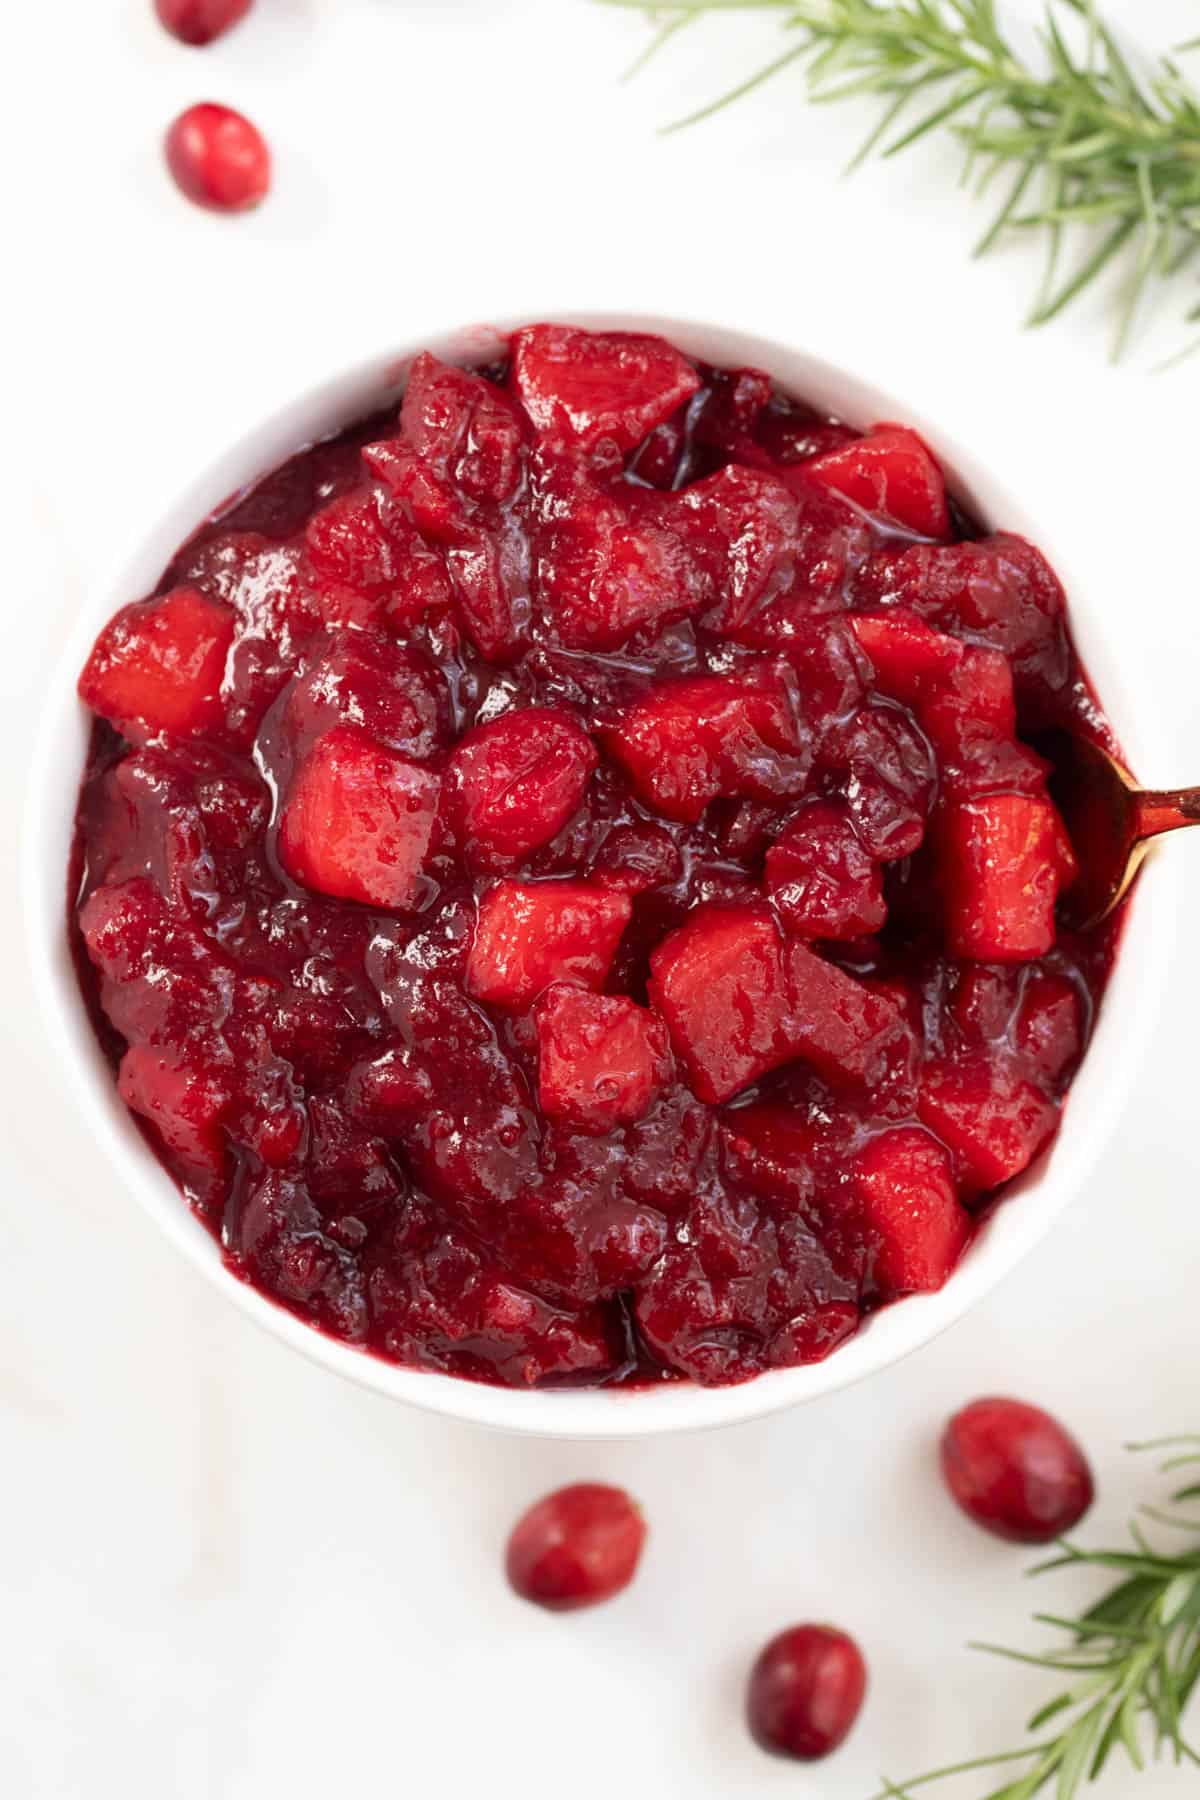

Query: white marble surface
left=5, top=3, right=1200, bottom=1795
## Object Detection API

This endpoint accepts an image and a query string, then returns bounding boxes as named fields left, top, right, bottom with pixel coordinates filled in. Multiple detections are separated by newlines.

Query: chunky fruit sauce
left=71, top=324, right=1120, bottom=1389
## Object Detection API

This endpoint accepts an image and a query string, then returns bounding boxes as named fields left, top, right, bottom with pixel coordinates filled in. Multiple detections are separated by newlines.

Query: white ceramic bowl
left=25, top=312, right=1179, bottom=1438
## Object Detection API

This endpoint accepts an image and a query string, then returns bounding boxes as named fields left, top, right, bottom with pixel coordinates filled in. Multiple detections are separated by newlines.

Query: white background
left=5, top=3, right=1200, bottom=1795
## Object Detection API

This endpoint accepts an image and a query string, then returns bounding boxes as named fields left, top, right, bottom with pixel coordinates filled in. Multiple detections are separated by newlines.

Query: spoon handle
left=1136, top=787, right=1200, bottom=840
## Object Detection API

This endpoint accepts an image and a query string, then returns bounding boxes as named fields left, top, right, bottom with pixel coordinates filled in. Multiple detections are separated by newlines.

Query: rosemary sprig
left=875, top=1438, right=1200, bottom=1799
left=599, top=0, right=1200, bottom=358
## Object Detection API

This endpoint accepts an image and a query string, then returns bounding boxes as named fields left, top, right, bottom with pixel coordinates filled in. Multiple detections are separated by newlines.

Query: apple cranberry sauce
left=71, top=324, right=1119, bottom=1388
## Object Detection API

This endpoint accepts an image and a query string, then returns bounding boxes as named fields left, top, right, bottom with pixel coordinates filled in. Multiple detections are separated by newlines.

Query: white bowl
left=24, top=312, right=1180, bottom=1438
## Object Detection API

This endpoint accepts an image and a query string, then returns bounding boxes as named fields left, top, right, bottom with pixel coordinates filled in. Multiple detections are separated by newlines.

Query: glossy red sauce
left=70, top=325, right=1121, bottom=1388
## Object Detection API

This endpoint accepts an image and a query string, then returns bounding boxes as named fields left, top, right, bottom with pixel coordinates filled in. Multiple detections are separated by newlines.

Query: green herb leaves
left=601, top=0, right=1200, bottom=358
left=875, top=1438, right=1200, bottom=1799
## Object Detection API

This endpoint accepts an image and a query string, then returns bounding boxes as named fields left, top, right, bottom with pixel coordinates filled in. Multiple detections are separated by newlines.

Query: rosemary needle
left=872, top=1437, right=1200, bottom=1799
left=599, top=0, right=1200, bottom=359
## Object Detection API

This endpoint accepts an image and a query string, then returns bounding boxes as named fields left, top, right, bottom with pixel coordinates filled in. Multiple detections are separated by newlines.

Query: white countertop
left=6, top=3, right=1200, bottom=1795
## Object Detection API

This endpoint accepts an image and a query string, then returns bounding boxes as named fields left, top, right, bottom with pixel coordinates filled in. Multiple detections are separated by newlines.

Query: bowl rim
left=23, top=308, right=1182, bottom=1439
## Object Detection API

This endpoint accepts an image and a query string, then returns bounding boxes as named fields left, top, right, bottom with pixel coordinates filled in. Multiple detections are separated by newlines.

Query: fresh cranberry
left=765, top=800, right=885, bottom=940
left=154, top=0, right=254, bottom=44
left=165, top=103, right=270, bottom=212
left=447, top=706, right=597, bottom=869
left=505, top=1484, right=646, bottom=1611
left=601, top=669, right=807, bottom=823
left=747, top=1625, right=867, bottom=1760
left=941, top=1397, right=1094, bottom=1542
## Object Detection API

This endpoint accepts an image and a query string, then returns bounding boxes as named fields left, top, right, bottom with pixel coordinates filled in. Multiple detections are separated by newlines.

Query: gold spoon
left=1042, top=729, right=1200, bottom=929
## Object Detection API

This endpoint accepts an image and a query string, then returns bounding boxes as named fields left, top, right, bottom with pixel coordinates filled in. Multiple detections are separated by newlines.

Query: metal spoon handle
left=1136, top=787, right=1200, bottom=840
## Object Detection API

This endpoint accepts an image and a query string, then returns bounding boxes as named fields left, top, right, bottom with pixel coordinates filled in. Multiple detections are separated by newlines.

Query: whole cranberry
left=165, top=103, right=271, bottom=212
left=505, top=1483, right=646, bottom=1611
left=155, top=0, right=255, bottom=45
left=941, top=1397, right=1094, bottom=1543
left=747, top=1625, right=867, bottom=1760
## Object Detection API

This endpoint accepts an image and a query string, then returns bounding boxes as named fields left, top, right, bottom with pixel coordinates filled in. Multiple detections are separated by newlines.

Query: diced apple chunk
left=78, top=586, right=234, bottom=743
left=467, top=880, right=631, bottom=1010
left=849, top=609, right=964, bottom=701
left=649, top=907, right=797, bottom=1104
left=118, top=1043, right=232, bottom=1181
left=601, top=670, right=805, bottom=823
left=511, top=324, right=700, bottom=453
left=535, top=985, right=670, bottom=1132
left=904, top=647, right=1048, bottom=802
left=923, top=645, right=1016, bottom=744
left=649, top=906, right=905, bottom=1103
left=806, top=422, right=950, bottom=538
left=918, top=1058, right=1058, bottom=1188
left=940, top=793, right=1077, bottom=961
left=783, top=939, right=909, bottom=1090
left=278, top=724, right=440, bottom=911
left=852, top=1127, right=968, bottom=1295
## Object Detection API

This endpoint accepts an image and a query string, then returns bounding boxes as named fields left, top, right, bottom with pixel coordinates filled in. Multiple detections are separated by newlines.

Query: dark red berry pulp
left=747, top=1624, right=867, bottom=1759
left=70, top=324, right=1123, bottom=1390
left=506, top=1483, right=646, bottom=1610
left=941, top=1396, right=1095, bottom=1542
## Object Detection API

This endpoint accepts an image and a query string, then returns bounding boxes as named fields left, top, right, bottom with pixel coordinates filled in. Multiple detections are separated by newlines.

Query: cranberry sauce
left=70, top=324, right=1121, bottom=1389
